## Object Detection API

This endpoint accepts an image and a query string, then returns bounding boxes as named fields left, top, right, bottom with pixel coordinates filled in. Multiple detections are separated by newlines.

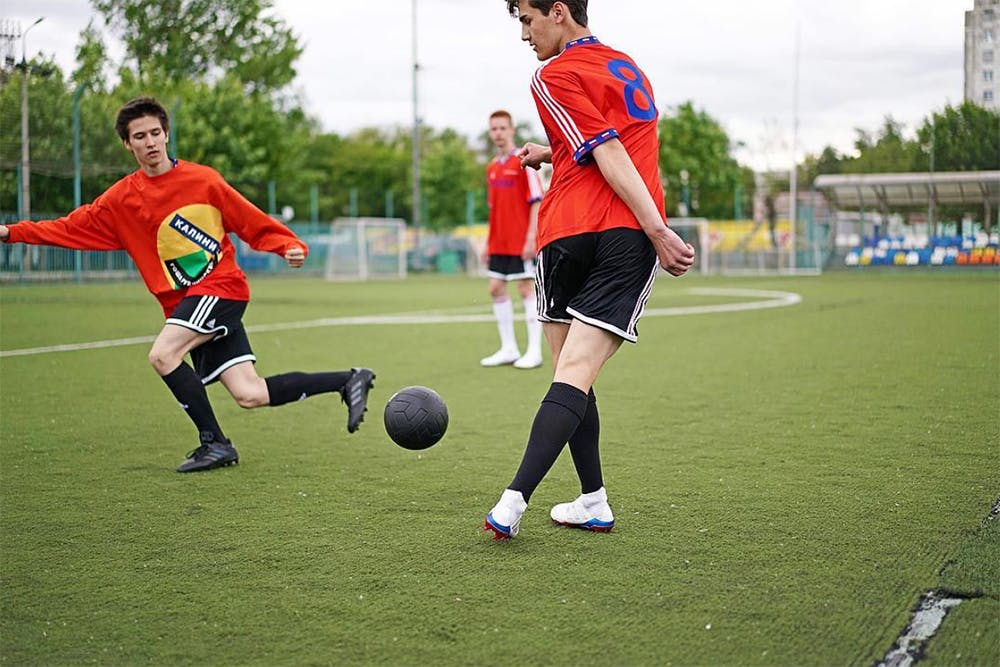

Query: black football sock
left=264, top=371, right=352, bottom=406
left=161, top=362, right=227, bottom=442
left=568, top=388, right=604, bottom=494
left=509, top=382, right=589, bottom=502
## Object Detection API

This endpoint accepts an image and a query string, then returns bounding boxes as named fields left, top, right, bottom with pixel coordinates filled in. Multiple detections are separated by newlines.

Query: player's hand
left=285, top=246, right=305, bottom=268
left=517, top=143, right=551, bottom=170
left=653, top=226, right=696, bottom=277
left=521, top=238, right=536, bottom=260
left=0, top=225, right=9, bottom=242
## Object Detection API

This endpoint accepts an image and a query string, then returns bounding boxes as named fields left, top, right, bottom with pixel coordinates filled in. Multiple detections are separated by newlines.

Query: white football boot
left=550, top=487, right=615, bottom=532
left=484, top=489, right=527, bottom=540
left=480, top=348, right=521, bottom=367
left=513, top=349, right=543, bottom=369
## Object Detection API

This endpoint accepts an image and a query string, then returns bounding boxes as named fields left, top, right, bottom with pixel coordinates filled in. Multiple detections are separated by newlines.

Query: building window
left=986, top=50, right=996, bottom=63
left=987, top=70, right=995, bottom=82
left=986, top=91, right=995, bottom=103
left=987, top=9, right=996, bottom=22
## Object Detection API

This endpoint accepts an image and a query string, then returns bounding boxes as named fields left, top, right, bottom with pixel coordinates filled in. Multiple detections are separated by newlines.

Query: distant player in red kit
left=485, top=1, right=696, bottom=539
left=481, top=109, right=545, bottom=370
left=0, top=97, right=375, bottom=473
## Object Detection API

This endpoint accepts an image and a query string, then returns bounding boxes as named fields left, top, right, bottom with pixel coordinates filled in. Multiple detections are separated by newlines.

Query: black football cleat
left=341, top=367, right=376, bottom=434
left=176, top=431, right=239, bottom=473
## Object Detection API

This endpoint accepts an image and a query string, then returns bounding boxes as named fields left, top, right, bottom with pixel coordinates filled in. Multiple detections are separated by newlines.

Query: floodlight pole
left=789, top=21, right=800, bottom=271
left=928, top=116, right=936, bottom=232
left=411, top=0, right=422, bottom=247
left=19, top=16, right=44, bottom=222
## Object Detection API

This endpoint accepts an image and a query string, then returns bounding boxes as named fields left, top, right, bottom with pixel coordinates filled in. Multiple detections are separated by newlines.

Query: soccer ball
left=383, top=386, right=448, bottom=450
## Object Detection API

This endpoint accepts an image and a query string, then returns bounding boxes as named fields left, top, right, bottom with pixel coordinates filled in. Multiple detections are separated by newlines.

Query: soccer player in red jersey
left=0, top=97, right=376, bottom=473
left=485, top=0, right=696, bottom=539
left=481, top=110, right=545, bottom=370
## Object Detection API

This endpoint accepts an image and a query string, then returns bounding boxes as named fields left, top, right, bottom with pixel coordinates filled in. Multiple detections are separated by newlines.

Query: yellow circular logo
left=157, top=204, right=225, bottom=288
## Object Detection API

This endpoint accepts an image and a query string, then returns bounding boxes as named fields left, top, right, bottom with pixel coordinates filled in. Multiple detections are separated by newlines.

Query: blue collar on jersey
left=565, top=35, right=600, bottom=49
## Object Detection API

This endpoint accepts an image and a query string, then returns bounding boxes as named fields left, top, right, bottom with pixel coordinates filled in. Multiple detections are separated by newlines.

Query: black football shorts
left=535, top=228, right=659, bottom=342
left=487, top=254, right=536, bottom=281
left=165, top=295, right=256, bottom=384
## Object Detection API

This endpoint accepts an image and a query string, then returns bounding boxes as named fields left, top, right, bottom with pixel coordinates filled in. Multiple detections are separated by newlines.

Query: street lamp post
left=19, top=16, right=44, bottom=222
left=411, top=0, right=422, bottom=252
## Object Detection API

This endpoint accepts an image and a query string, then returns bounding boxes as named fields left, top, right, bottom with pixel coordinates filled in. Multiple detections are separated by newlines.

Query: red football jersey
left=486, top=151, right=543, bottom=256
left=529, top=36, right=665, bottom=250
left=6, top=161, right=306, bottom=317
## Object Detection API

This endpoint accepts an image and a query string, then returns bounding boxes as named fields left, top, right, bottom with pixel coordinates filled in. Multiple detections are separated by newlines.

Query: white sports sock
left=580, top=486, right=608, bottom=508
left=522, top=296, right=542, bottom=355
left=492, top=298, right=518, bottom=352
left=500, top=488, right=527, bottom=512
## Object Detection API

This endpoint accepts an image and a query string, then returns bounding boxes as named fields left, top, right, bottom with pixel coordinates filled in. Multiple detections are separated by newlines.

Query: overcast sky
left=6, top=0, right=967, bottom=171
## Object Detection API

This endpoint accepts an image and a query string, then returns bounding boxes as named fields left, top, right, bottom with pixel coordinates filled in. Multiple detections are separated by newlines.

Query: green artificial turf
left=1, top=271, right=997, bottom=666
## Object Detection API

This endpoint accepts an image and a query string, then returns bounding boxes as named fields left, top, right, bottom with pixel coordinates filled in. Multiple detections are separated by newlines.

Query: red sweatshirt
left=6, top=161, right=307, bottom=317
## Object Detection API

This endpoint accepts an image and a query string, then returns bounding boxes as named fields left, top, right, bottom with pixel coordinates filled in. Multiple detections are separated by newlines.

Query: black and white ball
left=383, top=386, right=448, bottom=450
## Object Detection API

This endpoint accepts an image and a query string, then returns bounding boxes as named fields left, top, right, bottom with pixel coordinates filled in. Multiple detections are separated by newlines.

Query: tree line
left=1, top=0, right=997, bottom=227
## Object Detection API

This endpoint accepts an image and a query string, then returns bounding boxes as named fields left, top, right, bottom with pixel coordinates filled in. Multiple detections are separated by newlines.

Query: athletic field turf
left=1, top=271, right=997, bottom=666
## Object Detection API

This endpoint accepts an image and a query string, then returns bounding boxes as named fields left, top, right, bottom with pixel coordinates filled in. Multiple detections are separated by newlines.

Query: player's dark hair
left=115, top=97, right=170, bottom=141
left=506, top=0, right=588, bottom=27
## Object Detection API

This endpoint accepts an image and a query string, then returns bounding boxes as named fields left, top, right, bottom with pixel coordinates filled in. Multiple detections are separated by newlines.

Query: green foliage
left=913, top=102, right=1000, bottom=172
left=71, top=21, right=111, bottom=95
left=302, top=126, right=486, bottom=228
left=422, top=127, right=487, bottom=228
left=93, top=0, right=301, bottom=93
left=842, top=116, right=922, bottom=174
left=0, top=62, right=111, bottom=216
left=658, top=101, right=744, bottom=218
left=1, top=0, right=489, bottom=228
left=310, top=128, right=411, bottom=221
left=8, top=0, right=992, bottom=232
left=802, top=103, right=1000, bottom=185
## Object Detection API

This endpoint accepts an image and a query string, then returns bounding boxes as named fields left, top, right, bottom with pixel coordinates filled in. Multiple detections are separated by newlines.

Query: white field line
left=0, top=287, right=801, bottom=358
left=877, top=592, right=963, bottom=667
left=878, top=499, right=999, bottom=666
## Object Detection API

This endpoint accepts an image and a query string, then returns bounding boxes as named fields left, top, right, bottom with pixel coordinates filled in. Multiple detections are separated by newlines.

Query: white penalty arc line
left=0, top=287, right=801, bottom=358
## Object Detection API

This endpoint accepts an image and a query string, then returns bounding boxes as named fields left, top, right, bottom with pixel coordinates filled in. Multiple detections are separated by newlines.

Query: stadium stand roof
left=813, top=171, right=1000, bottom=209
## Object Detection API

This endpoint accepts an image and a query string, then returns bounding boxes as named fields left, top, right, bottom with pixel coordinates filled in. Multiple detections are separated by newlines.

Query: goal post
left=323, top=217, right=408, bottom=281
left=667, top=217, right=824, bottom=276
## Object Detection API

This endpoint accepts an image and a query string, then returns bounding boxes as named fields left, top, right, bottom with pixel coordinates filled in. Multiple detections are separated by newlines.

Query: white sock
left=492, top=298, right=518, bottom=352
left=523, top=296, right=542, bottom=355
left=500, top=488, right=527, bottom=512
left=580, top=487, right=607, bottom=507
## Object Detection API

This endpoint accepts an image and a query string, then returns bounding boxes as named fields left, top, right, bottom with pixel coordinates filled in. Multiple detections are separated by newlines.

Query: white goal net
left=323, top=218, right=408, bottom=281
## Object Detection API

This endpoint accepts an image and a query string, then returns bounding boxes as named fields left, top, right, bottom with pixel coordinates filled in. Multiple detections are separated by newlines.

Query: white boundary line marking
left=877, top=500, right=998, bottom=667
left=877, top=592, right=963, bottom=667
left=0, top=287, right=801, bottom=358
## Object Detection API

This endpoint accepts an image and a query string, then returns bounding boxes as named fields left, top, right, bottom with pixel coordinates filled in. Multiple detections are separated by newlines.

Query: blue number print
left=607, top=59, right=656, bottom=121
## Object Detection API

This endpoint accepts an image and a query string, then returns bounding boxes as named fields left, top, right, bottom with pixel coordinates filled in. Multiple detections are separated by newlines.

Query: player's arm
left=0, top=203, right=122, bottom=250
left=522, top=200, right=540, bottom=260
left=517, top=143, right=552, bottom=170
left=218, top=177, right=308, bottom=268
left=591, top=139, right=695, bottom=276
left=522, top=167, right=543, bottom=259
